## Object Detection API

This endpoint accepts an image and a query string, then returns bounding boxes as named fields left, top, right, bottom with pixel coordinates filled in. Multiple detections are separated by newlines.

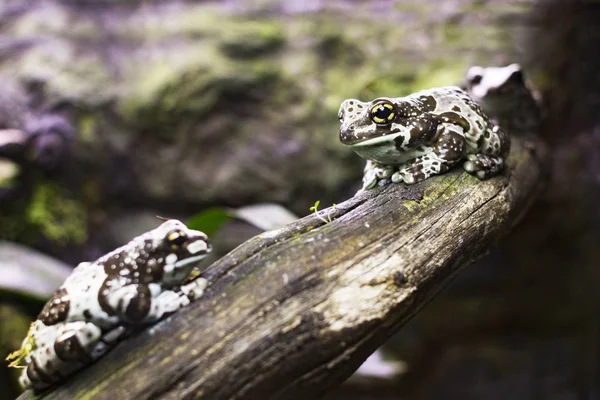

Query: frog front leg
left=105, top=278, right=207, bottom=324
left=392, top=127, right=466, bottom=184
left=362, top=160, right=395, bottom=190
left=142, top=279, right=208, bottom=322
left=179, top=277, right=208, bottom=302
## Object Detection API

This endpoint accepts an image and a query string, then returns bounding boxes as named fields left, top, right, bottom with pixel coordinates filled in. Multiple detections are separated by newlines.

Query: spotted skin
left=465, top=64, right=542, bottom=135
left=7, top=220, right=212, bottom=391
left=338, top=86, right=510, bottom=189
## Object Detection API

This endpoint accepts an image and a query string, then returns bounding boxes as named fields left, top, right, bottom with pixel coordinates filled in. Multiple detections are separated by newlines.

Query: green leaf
left=309, top=200, right=320, bottom=212
left=186, top=207, right=233, bottom=237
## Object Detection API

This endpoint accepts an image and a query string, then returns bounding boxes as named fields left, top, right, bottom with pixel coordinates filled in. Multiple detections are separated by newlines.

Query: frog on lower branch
left=338, top=86, right=510, bottom=190
left=6, top=219, right=212, bottom=391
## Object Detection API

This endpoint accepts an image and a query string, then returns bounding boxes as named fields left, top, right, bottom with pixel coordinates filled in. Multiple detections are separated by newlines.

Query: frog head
left=100, top=219, right=212, bottom=286
left=466, top=64, right=526, bottom=112
left=338, top=97, right=438, bottom=164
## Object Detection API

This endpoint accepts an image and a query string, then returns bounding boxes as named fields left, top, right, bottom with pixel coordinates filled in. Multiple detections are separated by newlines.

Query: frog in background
left=338, top=86, right=510, bottom=190
left=7, top=219, right=211, bottom=391
left=465, top=63, right=542, bottom=135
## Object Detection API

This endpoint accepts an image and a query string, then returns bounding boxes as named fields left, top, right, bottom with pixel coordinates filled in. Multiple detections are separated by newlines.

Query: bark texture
left=18, top=137, right=546, bottom=400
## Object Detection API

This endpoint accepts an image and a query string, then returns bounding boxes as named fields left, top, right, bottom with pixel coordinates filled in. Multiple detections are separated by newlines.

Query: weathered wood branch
left=19, top=137, right=546, bottom=400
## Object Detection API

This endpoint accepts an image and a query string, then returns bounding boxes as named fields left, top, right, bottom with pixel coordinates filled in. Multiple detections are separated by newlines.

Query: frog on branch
left=338, top=86, right=510, bottom=190
left=7, top=219, right=212, bottom=391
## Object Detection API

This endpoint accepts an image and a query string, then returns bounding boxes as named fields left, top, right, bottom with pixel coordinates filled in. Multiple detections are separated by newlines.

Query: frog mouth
left=174, top=239, right=212, bottom=268
left=351, top=130, right=407, bottom=147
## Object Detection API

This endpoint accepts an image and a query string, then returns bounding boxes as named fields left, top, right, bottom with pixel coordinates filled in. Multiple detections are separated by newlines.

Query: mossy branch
left=18, top=137, right=546, bottom=400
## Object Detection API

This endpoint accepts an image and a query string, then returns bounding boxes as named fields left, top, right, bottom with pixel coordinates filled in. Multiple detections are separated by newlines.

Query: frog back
left=409, top=86, right=498, bottom=153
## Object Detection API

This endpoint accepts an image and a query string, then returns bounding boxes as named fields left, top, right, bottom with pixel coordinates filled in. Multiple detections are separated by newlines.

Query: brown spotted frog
left=7, top=220, right=211, bottom=390
left=338, top=86, right=510, bottom=189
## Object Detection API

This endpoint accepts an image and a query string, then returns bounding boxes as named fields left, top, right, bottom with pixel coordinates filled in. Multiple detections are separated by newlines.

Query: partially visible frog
left=338, top=86, right=510, bottom=189
left=465, top=63, right=542, bottom=135
left=7, top=219, right=212, bottom=391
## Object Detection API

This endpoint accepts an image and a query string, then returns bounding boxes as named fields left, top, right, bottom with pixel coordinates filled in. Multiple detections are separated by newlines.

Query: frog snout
left=187, top=237, right=212, bottom=255
left=340, top=121, right=356, bottom=134
left=339, top=124, right=357, bottom=144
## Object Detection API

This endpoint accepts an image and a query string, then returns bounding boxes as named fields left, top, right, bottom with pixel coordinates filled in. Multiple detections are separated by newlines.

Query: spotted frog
left=7, top=219, right=212, bottom=391
left=338, top=86, right=510, bottom=190
left=465, top=64, right=542, bottom=135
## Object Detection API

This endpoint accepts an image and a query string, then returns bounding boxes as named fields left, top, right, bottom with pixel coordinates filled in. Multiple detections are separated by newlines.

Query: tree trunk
left=18, top=137, right=546, bottom=400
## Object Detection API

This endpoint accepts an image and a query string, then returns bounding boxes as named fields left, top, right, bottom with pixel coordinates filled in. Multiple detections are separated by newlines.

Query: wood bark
left=18, top=137, right=546, bottom=400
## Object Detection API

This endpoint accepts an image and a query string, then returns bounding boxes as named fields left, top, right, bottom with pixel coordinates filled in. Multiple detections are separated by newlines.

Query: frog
left=465, top=63, right=542, bottom=135
left=338, top=86, right=510, bottom=190
left=6, top=219, right=212, bottom=391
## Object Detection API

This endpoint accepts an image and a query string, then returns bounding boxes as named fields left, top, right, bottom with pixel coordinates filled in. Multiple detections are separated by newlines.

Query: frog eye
left=369, top=101, right=395, bottom=124
left=508, top=69, right=524, bottom=85
left=165, top=229, right=188, bottom=250
left=468, top=73, right=483, bottom=85
left=337, top=109, right=344, bottom=122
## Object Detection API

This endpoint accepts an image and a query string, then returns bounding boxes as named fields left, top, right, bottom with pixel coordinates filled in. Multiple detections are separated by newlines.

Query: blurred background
left=1, top=0, right=599, bottom=399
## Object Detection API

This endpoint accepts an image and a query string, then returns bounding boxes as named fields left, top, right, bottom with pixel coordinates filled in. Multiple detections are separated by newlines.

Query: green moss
left=359, top=74, right=416, bottom=100
left=220, top=21, right=285, bottom=59
left=120, top=48, right=286, bottom=130
left=119, top=57, right=216, bottom=125
left=436, top=20, right=507, bottom=51
left=1, top=180, right=89, bottom=246
left=402, top=173, right=464, bottom=214
left=77, top=114, right=98, bottom=144
left=17, top=44, right=112, bottom=106
left=27, top=182, right=87, bottom=245
left=410, top=60, right=468, bottom=91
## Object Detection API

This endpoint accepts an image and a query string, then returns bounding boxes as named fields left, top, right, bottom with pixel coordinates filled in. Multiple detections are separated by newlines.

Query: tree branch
left=19, top=137, right=546, bottom=400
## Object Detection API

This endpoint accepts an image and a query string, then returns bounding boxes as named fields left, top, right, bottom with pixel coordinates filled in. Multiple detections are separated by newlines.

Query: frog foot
left=180, top=277, right=208, bottom=301
left=463, top=153, right=505, bottom=179
left=392, top=169, right=424, bottom=185
left=361, top=161, right=394, bottom=190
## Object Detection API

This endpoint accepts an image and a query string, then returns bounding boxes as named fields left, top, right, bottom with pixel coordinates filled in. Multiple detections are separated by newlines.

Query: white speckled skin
left=465, top=64, right=542, bottom=135
left=9, top=220, right=211, bottom=391
left=338, top=86, right=510, bottom=189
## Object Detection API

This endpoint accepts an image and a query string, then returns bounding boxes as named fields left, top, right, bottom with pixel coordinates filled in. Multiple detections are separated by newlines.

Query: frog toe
left=362, top=170, right=379, bottom=190
left=463, top=160, right=479, bottom=173
left=391, top=171, right=404, bottom=184
left=462, top=153, right=504, bottom=179
left=375, top=167, right=394, bottom=179
left=403, top=174, right=417, bottom=185
left=392, top=171, right=420, bottom=185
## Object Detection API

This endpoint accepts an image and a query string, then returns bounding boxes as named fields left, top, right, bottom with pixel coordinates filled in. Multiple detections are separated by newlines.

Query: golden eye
left=338, top=109, right=344, bottom=122
left=369, top=101, right=395, bottom=124
left=165, top=229, right=188, bottom=250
